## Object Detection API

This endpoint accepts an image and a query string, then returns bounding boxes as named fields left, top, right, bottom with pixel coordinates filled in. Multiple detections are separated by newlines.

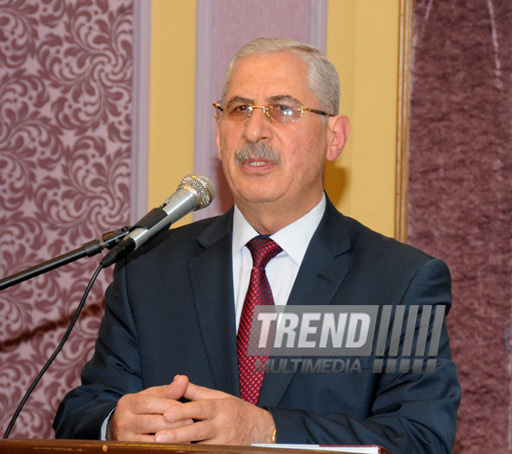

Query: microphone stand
left=1, top=226, right=130, bottom=438
left=0, top=227, right=130, bottom=291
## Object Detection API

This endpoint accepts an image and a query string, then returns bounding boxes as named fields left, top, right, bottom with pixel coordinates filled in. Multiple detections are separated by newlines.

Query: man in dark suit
left=54, top=37, right=461, bottom=453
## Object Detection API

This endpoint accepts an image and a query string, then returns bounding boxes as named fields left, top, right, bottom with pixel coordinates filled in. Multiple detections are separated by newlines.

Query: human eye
left=226, top=103, right=252, bottom=120
left=226, top=103, right=249, bottom=113
left=234, top=104, right=249, bottom=112
left=272, top=104, right=294, bottom=115
left=269, top=103, right=298, bottom=122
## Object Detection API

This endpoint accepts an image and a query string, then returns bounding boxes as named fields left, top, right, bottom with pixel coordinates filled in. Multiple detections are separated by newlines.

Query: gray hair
left=222, top=37, right=340, bottom=115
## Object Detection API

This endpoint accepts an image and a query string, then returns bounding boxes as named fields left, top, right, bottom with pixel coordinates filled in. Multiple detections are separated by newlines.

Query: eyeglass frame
left=212, top=101, right=334, bottom=124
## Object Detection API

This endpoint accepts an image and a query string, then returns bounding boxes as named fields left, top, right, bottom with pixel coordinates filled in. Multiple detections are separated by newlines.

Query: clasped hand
left=108, top=374, right=275, bottom=445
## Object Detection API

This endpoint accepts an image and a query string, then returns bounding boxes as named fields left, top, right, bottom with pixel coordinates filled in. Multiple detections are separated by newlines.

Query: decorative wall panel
left=0, top=0, right=133, bottom=438
left=408, top=1, right=512, bottom=452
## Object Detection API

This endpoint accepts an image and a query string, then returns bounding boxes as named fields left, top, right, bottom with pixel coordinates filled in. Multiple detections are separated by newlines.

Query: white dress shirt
left=232, top=194, right=326, bottom=331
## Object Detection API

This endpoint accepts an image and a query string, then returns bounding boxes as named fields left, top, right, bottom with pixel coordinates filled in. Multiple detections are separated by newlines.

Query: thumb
left=165, top=374, right=190, bottom=400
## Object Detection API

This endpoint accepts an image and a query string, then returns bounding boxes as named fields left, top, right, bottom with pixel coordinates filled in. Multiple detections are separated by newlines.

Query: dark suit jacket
left=54, top=198, right=461, bottom=453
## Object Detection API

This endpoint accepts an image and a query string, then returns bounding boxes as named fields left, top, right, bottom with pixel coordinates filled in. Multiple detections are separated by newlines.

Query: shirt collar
left=232, top=194, right=326, bottom=266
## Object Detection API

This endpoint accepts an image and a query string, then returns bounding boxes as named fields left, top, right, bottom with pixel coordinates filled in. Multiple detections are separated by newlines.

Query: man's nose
left=242, top=107, right=272, bottom=143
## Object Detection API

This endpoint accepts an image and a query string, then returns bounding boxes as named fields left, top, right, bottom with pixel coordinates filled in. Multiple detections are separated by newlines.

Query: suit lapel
left=188, top=209, right=240, bottom=396
left=258, top=199, right=353, bottom=407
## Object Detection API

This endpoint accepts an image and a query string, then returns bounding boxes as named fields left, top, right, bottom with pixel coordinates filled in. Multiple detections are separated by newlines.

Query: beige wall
left=149, top=0, right=196, bottom=225
left=326, top=1, right=398, bottom=237
left=149, top=0, right=399, bottom=236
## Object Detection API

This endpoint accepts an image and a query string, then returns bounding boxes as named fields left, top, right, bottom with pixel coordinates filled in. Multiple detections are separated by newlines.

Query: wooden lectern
left=0, top=440, right=391, bottom=454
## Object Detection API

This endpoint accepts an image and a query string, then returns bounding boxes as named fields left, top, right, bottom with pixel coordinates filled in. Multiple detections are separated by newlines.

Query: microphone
left=100, top=174, right=215, bottom=268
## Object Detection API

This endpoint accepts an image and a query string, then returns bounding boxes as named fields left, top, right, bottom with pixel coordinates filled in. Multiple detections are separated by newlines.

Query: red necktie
left=237, top=236, right=282, bottom=404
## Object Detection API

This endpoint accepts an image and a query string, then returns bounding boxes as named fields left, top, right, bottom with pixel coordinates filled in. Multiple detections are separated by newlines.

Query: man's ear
left=214, top=114, right=222, bottom=160
left=325, top=115, right=350, bottom=162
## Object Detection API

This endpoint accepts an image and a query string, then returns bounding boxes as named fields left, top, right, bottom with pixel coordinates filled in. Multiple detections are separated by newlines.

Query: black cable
left=2, top=264, right=104, bottom=439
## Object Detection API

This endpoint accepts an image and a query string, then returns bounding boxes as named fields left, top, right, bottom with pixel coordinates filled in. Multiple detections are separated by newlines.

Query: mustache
left=235, top=143, right=282, bottom=165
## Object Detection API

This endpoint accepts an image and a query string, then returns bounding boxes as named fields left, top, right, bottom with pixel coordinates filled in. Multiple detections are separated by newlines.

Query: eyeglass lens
left=226, top=104, right=301, bottom=123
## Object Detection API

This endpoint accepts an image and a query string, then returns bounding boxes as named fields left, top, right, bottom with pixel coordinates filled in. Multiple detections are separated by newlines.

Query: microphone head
left=178, top=174, right=216, bottom=209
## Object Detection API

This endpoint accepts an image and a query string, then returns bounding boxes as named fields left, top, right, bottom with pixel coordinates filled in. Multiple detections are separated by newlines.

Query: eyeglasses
left=212, top=101, right=333, bottom=124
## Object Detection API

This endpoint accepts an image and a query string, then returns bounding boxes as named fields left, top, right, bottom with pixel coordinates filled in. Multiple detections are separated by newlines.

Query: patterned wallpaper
left=0, top=0, right=133, bottom=438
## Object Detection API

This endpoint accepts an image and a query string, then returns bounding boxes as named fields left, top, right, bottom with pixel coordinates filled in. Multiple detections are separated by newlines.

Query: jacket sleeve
left=53, top=261, right=142, bottom=439
left=267, top=258, right=461, bottom=454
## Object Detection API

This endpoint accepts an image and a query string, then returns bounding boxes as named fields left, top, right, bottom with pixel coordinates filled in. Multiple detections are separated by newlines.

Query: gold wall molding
left=395, top=0, right=413, bottom=242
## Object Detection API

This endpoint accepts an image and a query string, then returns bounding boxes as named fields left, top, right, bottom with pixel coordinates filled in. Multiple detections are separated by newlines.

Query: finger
left=113, top=412, right=194, bottom=441
left=135, top=414, right=184, bottom=433
left=122, top=394, right=182, bottom=416
left=111, top=388, right=189, bottom=441
left=122, top=433, right=158, bottom=443
left=183, top=382, right=228, bottom=401
left=139, top=384, right=174, bottom=398
left=155, top=419, right=214, bottom=444
left=139, top=382, right=188, bottom=400
left=165, top=375, right=190, bottom=400
left=163, top=399, right=218, bottom=424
